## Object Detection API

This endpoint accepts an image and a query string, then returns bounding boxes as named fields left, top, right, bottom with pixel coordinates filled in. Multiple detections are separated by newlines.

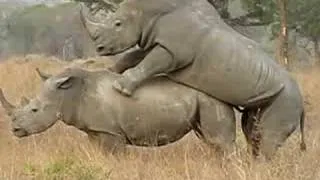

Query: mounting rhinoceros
left=0, top=67, right=237, bottom=154
left=79, top=0, right=306, bottom=159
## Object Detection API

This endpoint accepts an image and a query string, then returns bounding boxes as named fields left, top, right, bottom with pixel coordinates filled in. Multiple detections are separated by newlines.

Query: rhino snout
left=12, top=127, right=28, bottom=137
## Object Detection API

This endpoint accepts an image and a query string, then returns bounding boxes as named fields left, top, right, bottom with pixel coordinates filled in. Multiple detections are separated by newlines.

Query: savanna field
left=0, top=55, right=320, bottom=180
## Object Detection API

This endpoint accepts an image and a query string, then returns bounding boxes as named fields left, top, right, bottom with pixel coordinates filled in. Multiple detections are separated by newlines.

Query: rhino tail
left=300, top=108, right=307, bottom=151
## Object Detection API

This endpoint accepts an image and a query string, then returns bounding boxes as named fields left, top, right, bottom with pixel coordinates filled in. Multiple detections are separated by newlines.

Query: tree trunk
left=276, top=0, right=289, bottom=69
left=314, top=38, right=320, bottom=62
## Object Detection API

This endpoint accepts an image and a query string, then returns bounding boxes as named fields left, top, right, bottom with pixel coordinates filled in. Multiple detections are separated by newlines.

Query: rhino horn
left=35, top=68, right=51, bottom=81
left=20, top=96, right=30, bottom=106
left=0, top=88, right=15, bottom=115
left=79, top=3, right=106, bottom=40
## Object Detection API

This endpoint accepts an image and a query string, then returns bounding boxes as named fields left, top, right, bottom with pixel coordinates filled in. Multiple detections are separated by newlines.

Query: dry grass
left=0, top=55, right=320, bottom=180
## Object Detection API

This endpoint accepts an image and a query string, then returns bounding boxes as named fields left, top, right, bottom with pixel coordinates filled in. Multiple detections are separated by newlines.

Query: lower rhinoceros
left=79, top=0, right=306, bottom=159
left=0, top=67, right=236, bottom=154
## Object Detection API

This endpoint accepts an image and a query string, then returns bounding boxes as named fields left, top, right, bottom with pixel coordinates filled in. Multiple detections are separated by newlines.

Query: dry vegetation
left=0, top=55, right=320, bottom=180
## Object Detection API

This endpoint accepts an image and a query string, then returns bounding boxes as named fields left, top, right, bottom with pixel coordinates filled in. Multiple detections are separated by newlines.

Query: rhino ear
left=36, top=68, right=52, bottom=81
left=55, top=76, right=74, bottom=90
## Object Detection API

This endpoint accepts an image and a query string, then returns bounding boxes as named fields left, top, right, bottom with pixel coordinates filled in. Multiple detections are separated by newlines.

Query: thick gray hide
left=80, top=0, right=306, bottom=159
left=0, top=68, right=236, bottom=154
left=81, top=0, right=287, bottom=106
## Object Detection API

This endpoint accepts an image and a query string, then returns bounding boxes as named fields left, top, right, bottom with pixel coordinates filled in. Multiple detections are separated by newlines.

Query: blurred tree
left=228, top=0, right=275, bottom=26
left=277, top=0, right=289, bottom=68
left=238, top=0, right=320, bottom=66
left=288, top=0, right=320, bottom=61
left=3, top=3, right=95, bottom=60
left=73, top=0, right=320, bottom=64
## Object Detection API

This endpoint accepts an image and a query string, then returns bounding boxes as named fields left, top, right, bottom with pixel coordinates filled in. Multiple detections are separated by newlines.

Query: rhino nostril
left=96, top=46, right=105, bottom=52
left=12, top=127, right=28, bottom=137
left=13, top=127, right=21, bottom=133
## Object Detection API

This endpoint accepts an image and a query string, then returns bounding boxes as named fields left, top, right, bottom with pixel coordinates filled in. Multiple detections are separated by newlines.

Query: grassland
left=0, top=55, right=319, bottom=180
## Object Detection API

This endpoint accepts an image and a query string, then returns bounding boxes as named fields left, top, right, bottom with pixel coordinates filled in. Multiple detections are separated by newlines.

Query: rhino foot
left=112, top=79, right=133, bottom=97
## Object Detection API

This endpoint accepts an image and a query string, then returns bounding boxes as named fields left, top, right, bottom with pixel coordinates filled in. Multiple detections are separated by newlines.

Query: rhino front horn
left=35, top=68, right=52, bottom=81
left=0, top=88, right=15, bottom=115
left=79, top=3, right=106, bottom=40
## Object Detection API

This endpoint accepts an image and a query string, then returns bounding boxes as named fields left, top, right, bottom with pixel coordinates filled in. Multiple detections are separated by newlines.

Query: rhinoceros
left=0, top=67, right=237, bottom=154
left=79, top=0, right=306, bottom=159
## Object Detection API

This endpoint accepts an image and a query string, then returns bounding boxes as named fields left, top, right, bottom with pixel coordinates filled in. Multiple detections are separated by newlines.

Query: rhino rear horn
left=79, top=3, right=106, bottom=40
left=20, top=96, right=30, bottom=106
left=0, top=88, right=15, bottom=115
left=35, top=68, right=52, bottom=81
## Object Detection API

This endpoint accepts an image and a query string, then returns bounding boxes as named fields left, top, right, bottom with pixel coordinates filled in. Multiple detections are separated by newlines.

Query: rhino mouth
left=99, top=45, right=136, bottom=56
left=12, top=128, right=29, bottom=138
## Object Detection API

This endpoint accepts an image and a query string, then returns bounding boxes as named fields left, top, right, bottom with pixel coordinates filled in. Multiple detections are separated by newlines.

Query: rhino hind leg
left=194, top=95, right=236, bottom=156
left=249, top=87, right=304, bottom=160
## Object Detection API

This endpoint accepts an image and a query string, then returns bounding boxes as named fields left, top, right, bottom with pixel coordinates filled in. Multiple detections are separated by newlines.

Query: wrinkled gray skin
left=0, top=68, right=236, bottom=154
left=80, top=0, right=306, bottom=159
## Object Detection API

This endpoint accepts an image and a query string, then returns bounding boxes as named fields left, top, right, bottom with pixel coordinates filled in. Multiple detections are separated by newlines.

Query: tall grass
left=0, top=55, right=319, bottom=180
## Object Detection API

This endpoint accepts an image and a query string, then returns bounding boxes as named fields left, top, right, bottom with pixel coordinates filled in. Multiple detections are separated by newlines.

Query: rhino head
left=80, top=2, right=143, bottom=56
left=0, top=68, right=85, bottom=138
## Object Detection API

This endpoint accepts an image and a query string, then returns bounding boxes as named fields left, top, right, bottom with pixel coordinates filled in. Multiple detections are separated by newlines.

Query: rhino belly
left=116, top=78, right=197, bottom=146
left=122, top=106, right=194, bottom=146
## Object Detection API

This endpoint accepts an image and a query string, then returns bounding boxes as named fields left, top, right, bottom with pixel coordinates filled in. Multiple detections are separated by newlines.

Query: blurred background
left=0, top=0, right=318, bottom=69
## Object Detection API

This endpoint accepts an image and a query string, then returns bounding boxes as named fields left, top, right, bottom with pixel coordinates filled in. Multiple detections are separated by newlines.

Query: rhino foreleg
left=112, top=45, right=175, bottom=96
left=88, top=132, right=127, bottom=155
left=109, top=48, right=148, bottom=74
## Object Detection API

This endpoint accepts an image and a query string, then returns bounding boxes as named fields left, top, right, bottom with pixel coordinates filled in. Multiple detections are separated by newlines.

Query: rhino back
left=152, top=0, right=221, bottom=66
left=170, top=28, right=287, bottom=106
left=150, top=0, right=286, bottom=106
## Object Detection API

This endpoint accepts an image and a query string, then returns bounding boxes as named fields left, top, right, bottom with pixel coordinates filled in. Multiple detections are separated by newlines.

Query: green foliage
left=21, top=156, right=111, bottom=180
left=288, top=0, right=320, bottom=40
left=240, top=0, right=320, bottom=41
left=23, top=163, right=38, bottom=177
left=240, top=0, right=277, bottom=23
left=43, top=157, right=74, bottom=179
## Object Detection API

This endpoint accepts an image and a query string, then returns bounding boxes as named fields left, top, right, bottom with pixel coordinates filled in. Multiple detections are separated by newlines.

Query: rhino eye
left=31, top=108, right=38, bottom=113
left=114, top=20, right=122, bottom=27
